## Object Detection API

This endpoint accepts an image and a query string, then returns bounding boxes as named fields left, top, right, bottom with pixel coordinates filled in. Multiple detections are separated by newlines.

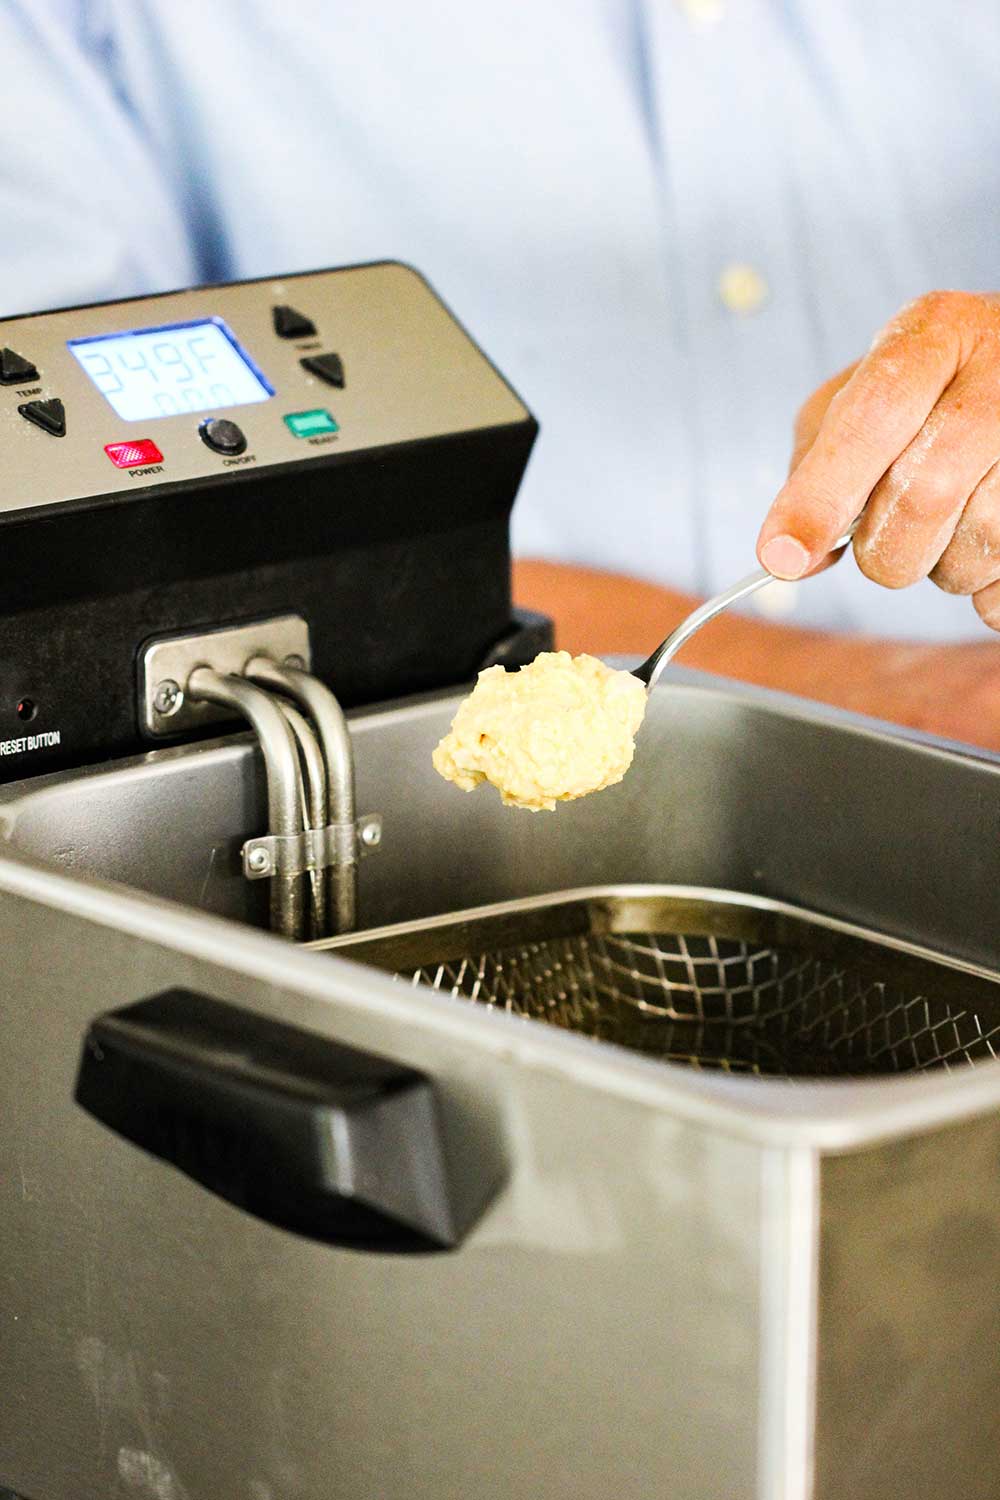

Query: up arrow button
left=0, top=346, right=39, bottom=385
left=272, top=304, right=316, bottom=339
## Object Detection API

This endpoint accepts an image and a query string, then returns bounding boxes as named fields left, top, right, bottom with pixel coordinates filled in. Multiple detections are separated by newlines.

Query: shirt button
left=753, top=581, right=799, bottom=620
left=677, top=0, right=726, bottom=23
left=718, top=263, right=769, bottom=314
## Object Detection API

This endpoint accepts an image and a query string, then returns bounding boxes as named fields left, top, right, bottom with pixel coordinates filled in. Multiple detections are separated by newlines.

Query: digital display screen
left=68, top=318, right=273, bottom=422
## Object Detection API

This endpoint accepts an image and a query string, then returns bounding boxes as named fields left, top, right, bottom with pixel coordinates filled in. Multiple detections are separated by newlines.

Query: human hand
left=512, top=557, right=1000, bottom=747
left=756, top=291, right=1000, bottom=629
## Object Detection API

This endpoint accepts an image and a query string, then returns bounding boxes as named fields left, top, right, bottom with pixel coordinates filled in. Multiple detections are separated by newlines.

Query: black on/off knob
left=199, top=418, right=247, bottom=455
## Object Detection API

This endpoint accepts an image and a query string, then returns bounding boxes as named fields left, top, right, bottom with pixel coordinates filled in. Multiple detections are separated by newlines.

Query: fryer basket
left=319, top=888, right=1000, bottom=1078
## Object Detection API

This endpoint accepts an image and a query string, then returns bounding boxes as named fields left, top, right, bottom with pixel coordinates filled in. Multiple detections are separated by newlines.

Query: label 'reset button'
left=104, top=438, right=163, bottom=468
left=284, top=409, right=339, bottom=438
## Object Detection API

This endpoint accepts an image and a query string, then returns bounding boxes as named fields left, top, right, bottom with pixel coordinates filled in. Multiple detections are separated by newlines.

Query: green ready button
left=284, top=408, right=340, bottom=438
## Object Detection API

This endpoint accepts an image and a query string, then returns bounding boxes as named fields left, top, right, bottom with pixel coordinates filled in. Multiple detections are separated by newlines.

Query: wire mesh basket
left=319, top=888, right=1000, bottom=1078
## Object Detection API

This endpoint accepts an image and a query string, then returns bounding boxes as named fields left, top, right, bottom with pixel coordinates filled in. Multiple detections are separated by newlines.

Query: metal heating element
left=323, top=890, right=1000, bottom=1078
left=141, top=617, right=381, bottom=942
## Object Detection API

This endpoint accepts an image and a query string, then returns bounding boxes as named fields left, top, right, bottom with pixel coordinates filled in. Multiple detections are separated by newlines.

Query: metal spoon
left=634, top=524, right=859, bottom=694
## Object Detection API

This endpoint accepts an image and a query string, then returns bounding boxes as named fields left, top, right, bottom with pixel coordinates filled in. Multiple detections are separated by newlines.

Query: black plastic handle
left=76, top=988, right=488, bottom=1252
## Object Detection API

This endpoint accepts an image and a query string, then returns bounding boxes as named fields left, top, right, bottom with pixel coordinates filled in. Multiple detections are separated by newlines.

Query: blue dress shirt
left=2, top=0, right=1000, bottom=639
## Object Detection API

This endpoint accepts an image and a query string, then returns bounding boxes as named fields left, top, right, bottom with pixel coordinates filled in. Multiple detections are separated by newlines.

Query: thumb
left=762, top=362, right=860, bottom=579
left=787, top=362, right=859, bottom=474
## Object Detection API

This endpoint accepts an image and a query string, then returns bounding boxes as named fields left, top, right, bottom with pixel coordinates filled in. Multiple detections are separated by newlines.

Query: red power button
left=104, top=438, right=163, bottom=468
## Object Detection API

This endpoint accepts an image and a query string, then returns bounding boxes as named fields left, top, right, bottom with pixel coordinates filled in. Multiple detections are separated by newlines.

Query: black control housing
left=0, top=416, right=541, bottom=782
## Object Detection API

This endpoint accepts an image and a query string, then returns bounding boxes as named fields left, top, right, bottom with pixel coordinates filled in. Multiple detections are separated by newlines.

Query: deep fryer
left=1, top=264, right=999, bottom=1500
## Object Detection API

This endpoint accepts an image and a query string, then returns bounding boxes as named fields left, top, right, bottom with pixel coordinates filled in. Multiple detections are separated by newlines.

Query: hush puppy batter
left=433, top=651, right=647, bottom=811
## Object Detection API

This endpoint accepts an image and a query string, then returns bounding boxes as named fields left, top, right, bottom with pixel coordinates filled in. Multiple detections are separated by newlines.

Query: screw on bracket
left=153, top=679, right=183, bottom=717
left=360, top=817, right=382, bottom=849
left=247, top=846, right=272, bottom=875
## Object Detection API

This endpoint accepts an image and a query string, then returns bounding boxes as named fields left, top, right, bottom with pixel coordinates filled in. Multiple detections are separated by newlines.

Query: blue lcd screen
left=68, top=318, right=274, bottom=422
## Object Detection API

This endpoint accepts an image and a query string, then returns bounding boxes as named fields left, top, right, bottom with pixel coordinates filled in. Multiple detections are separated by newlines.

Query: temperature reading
left=68, top=319, right=273, bottom=422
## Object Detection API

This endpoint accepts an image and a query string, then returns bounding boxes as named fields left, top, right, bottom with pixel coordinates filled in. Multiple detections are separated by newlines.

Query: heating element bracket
left=242, top=815, right=382, bottom=881
left=140, top=616, right=312, bottom=738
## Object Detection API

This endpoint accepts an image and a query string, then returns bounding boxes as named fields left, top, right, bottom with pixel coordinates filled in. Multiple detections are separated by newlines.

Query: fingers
left=852, top=349, right=1000, bottom=588
left=931, top=460, right=1000, bottom=596
left=757, top=292, right=969, bottom=578
left=973, top=576, right=1000, bottom=632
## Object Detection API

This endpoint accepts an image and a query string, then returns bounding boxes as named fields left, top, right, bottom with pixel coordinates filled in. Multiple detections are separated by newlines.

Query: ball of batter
left=432, top=651, right=647, bottom=811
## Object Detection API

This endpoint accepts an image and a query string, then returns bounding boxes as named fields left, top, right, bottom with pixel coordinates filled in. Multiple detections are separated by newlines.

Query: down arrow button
left=300, top=352, right=345, bottom=388
left=18, top=398, right=66, bottom=437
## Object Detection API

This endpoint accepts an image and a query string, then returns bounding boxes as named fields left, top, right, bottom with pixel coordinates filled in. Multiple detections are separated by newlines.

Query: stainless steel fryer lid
left=316, top=887, right=1000, bottom=1078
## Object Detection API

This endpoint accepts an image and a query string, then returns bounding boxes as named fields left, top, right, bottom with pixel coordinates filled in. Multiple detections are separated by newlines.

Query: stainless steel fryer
left=4, top=671, right=1000, bottom=1500
left=3, top=262, right=1000, bottom=1500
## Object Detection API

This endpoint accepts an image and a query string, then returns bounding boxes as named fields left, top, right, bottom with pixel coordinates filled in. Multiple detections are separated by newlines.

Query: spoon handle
left=638, top=524, right=859, bottom=694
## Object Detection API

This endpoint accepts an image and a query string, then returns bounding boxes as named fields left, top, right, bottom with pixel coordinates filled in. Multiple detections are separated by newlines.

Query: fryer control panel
left=0, top=262, right=529, bottom=517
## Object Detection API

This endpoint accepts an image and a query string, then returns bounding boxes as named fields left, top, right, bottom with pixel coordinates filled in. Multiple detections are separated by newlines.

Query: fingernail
left=760, top=534, right=811, bottom=580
